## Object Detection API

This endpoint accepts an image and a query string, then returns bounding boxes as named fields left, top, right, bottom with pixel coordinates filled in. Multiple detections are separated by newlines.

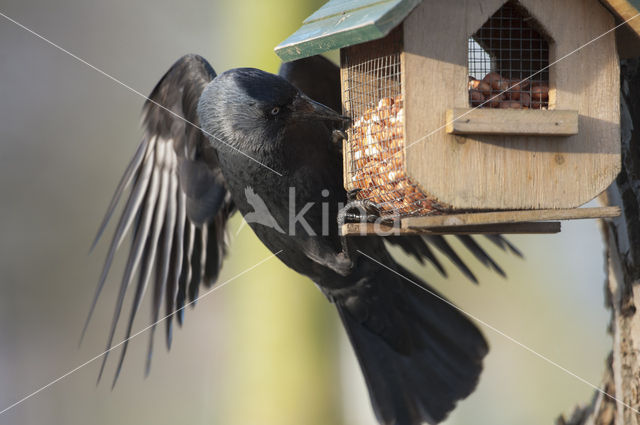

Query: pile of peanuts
left=469, top=71, right=549, bottom=109
left=348, top=96, right=447, bottom=216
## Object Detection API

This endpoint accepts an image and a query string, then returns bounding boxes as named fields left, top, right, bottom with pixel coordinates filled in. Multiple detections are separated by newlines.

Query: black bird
left=89, top=54, right=520, bottom=425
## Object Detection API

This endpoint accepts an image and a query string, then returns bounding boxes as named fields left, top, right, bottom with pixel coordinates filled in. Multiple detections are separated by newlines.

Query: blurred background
left=0, top=0, right=612, bottom=424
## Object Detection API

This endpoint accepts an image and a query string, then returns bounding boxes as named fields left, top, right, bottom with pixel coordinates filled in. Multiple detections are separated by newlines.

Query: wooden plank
left=340, top=49, right=354, bottom=192
left=445, top=108, right=578, bottom=136
left=403, top=0, right=620, bottom=210
left=342, top=139, right=352, bottom=191
left=274, top=0, right=420, bottom=62
left=401, top=207, right=621, bottom=229
left=341, top=221, right=561, bottom=236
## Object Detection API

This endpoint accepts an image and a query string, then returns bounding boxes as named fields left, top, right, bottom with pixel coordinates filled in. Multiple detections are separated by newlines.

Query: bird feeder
left=275, top=0, right=640, bottom=235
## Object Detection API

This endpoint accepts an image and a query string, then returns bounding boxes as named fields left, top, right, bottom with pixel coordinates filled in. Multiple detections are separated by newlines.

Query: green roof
left=275, top=0, right=640, bottom=63
left=275, top=0, right=422, bottom=62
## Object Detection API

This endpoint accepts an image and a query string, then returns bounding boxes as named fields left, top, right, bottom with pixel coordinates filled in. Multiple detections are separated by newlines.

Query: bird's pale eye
left=270, top=106, right=280, bottom=116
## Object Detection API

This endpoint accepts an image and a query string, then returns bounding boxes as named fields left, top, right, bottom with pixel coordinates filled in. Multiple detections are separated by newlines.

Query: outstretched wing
left=86, top=54, right=235, bottom=385
left=278, top=56, right=521, bottom=282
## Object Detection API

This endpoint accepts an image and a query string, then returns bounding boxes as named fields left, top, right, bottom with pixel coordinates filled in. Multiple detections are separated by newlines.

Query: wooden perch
left=401, top=207, right=620, bottom=229
left=341, top=207, right=619, bottom=236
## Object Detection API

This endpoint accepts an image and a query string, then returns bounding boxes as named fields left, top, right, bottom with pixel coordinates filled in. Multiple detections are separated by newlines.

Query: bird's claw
left=338, top=198, right=386, bottom=226
left=332, top=128, right=348, bottom=141
left=346, top=188, right=361, bottom=203
left=331, top=129, right=348, bottom=149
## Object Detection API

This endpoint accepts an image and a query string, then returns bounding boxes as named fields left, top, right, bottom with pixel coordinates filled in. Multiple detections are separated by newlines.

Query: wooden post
left=558, top=57, right=640, bottom=425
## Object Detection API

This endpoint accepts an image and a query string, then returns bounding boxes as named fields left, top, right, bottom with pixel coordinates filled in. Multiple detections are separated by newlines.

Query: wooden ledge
left=340, top=207, right=620, bottom=236
left=445, top=108, right=579, bottom=136
left=401, top=207, right=620, bottom=229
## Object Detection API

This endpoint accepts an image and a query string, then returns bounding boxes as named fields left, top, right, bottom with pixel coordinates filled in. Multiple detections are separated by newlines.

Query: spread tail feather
left=334, top=263, right=487, bottom=425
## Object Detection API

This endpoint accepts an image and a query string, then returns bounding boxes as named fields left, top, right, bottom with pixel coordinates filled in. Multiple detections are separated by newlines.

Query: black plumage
left=90, top=54, right=520, bottom=423
left=279, top=55, right=342, bottom=113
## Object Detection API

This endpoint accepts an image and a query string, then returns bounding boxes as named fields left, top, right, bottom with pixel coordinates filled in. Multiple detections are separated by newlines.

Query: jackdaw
left=88, top=54, right=520, bottom=425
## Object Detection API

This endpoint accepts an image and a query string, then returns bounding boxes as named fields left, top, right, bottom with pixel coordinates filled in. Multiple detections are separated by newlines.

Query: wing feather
left=145, top=154, right=178, bottom=374
left=175, top=221, right=195, bottom=327
left=112, top=140, right=172, bottom=386
left=97, top=138, right=163, bottom=382
left=88, top=54, right=235, bottom=381
left=90, top=138, right=148, bottom=252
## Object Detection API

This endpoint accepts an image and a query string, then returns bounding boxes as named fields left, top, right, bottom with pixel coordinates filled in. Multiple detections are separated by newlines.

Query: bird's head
left=197, top=68, right=347, bottom=155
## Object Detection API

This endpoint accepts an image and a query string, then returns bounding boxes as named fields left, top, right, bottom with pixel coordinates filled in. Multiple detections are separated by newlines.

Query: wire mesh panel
left=468, top=1, right=550, bottom=109
left=342, top=27, right=448, bottom=218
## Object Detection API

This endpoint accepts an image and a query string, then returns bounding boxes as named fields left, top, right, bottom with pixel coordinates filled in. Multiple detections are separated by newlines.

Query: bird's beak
left=292, top=94, right=350, bottom=123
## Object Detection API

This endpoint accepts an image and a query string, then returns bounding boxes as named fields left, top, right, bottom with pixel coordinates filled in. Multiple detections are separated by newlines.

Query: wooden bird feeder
left=275, top=0, right=640, bottom=235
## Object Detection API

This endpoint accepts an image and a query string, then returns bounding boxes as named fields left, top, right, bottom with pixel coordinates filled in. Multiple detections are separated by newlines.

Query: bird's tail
left=334, top=260, right=488, bottom=425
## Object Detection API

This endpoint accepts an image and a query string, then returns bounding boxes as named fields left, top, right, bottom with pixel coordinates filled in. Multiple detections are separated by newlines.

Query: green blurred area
left=0, top=0, right=611, bottom=424
left=217, top=2, right=342, bottom=424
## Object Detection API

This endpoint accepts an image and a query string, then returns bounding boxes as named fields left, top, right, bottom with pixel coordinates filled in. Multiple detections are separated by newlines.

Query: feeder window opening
left=468, top=1, right=550, bottom=110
